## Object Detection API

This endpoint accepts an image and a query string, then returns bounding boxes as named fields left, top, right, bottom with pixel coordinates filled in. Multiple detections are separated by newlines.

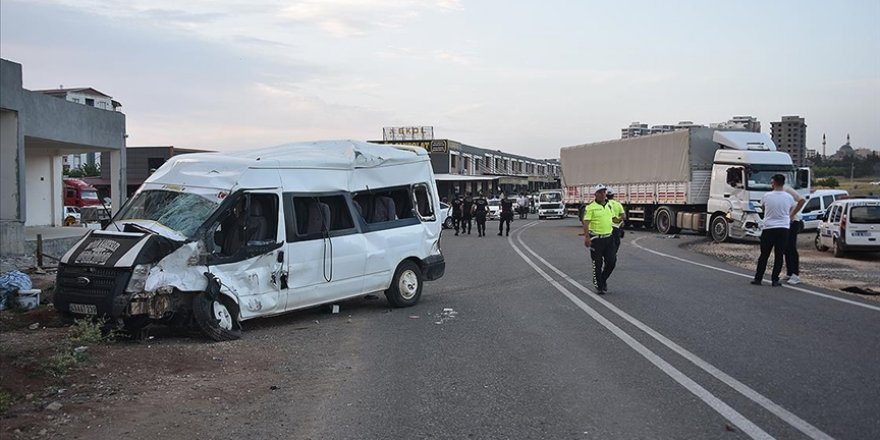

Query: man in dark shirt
left=461, top=193, right=474, bottom=235
left=472, top=191, right=489, bottom=237
left=498, top=196, right=514, bottom=236
left=450, top=193, right=463, bottom=236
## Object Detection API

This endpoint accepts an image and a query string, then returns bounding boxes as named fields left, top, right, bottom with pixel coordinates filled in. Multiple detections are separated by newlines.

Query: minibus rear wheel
left=385, top=260, right=423, bottom=307
left=193, top=293, right=242, bottom=341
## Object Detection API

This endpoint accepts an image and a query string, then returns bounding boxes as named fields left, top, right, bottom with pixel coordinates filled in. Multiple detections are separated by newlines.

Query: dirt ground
left=687, top=231, right=880, bottom=301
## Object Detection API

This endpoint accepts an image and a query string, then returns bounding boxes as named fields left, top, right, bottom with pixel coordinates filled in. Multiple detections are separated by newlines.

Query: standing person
left=751, top=174, right=797, bottom=287
left=782, top=185, right=806, bottom=284
left=472, top=191, right=489, bottom=237
left=451, top=193, right=463, bottom=236
left=582, top=185, right=616, bottom=294
left=517, top=192, right=529, bottom=219
left=499, top=196, right=514, bottom=236
left=606, top=188, right=626, bottom=251
left=461, top=193, right=474, bottom=235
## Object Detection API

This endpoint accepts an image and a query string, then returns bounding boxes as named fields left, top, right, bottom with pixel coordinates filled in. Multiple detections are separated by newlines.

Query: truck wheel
left=655, top=207, right=680, bottom=234
left=710, top=216, right=729, bottom=243
left=385, top=260, right=423, bottom=308
left=832, top=239, right=845, bottom=258
left=193, top=293, right=242, bottom=341
left=814, top=233, right=828, bottom=251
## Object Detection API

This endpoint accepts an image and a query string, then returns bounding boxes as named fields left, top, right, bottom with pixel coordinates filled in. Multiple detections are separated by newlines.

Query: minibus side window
left=352, top=186, right=415, bottom=224
left=413, top=183, right=435, bottom=221
left=288, top=195, right=355, bottom=241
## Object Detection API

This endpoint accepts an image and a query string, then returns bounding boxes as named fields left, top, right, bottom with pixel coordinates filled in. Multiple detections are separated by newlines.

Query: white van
left=815, top=198, right=880, bottom=257
left=800, top=189, right=848, bottom=230
left=53, top=141, right=446, bottom=340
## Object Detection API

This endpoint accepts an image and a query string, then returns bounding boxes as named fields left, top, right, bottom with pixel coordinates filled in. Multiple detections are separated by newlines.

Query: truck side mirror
left=797, top=168, right=811, bottom=189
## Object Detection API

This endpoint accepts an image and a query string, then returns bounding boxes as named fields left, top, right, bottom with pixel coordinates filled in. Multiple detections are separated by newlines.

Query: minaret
left=822, top=134, right=826, bottom=158
left=846, top=133, right=850, bottom=146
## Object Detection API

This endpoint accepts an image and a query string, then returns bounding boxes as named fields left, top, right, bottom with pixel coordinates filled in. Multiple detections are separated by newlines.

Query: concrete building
left=710, top=115, right=761, bottom=133
left=771, top=116, right=807, bottom=166
left=621, top=122, right=651, bottom=139
left=0, top=58, right=126, bottom=256
left=371, top=138, right=560, bottom=199
left=89, top=145, right=210, bottom=198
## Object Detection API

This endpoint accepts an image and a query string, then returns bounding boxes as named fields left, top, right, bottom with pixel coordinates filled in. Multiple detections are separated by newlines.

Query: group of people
left=448, top=192, right=534, bottom=237
left=751, top=174, right=806, bottom=287
left=579, top=174, right=806, bottom=295
left=449, top=192, right=492, bottom=237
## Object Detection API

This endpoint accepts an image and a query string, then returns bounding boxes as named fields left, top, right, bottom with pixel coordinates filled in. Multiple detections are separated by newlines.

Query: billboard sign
left=383, top=126, right=434, bottom=141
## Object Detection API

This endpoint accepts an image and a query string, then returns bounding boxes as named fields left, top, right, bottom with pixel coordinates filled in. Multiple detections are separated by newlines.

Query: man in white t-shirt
left=751, top=174, right=797, bottom=287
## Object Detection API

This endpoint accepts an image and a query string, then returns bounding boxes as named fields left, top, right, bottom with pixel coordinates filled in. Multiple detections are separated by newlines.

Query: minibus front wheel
left=193, top=293, right=242, bottom=341
left=385, top=260, right=423, bottom=307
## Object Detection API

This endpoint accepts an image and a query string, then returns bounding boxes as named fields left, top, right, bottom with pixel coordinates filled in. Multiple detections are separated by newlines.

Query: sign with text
left=383, top=126, right=434, bottom=141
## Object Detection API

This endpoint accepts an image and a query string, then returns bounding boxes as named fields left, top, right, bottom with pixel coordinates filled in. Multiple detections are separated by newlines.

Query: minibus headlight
left=126, top=264, right=152, bottom=293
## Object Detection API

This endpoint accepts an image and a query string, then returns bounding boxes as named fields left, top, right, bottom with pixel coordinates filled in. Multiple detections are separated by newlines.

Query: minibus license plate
left=69, top=303, right=97, bottom=315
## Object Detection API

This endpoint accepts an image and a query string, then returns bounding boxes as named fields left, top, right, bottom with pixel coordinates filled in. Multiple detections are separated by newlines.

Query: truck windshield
left=746, top=167, right=795, bottom=191
left=540, top=193, right=562, bottom=203
left=81, top=190, right=99, bottom=201
left=116, top=190, right=219, bottom=239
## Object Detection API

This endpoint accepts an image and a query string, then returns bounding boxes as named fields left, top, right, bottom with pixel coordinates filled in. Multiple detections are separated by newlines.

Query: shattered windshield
left=746, top=167, right=795, bottom=191
left=116, top=190, right=219, bottom=239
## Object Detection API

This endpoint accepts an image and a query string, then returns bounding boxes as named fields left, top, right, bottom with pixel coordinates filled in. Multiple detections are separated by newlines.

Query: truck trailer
left=560, top=128, right=810, bottom=242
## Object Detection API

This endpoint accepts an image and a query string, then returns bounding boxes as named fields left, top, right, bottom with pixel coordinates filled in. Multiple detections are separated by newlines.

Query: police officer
left=451, top=193, right=464, bottom=236
left=606, top=188, right=626, bottom=251
left=472, top=191, right=489, bottom=237
left=461, top=193, right=474, bottom=235
left=582, top=184, right=616, bottom=294
left=498, top=196, right=514, bottom=236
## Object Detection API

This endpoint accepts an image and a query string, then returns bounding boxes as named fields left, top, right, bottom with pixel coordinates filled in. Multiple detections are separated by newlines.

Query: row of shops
left=372, top=138, right=560, bottom=199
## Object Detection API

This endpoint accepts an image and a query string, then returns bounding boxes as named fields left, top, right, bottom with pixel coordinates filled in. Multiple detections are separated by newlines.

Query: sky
left=1, top=0, right=878, bottom=158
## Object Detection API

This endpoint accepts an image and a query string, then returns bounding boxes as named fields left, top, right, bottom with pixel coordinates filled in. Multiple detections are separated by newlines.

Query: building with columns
left=0, top=58, right=127, bottom=256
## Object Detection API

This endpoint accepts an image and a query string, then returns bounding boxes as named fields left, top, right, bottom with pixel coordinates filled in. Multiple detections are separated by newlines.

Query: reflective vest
left=582, top=201, right=613, bottom=235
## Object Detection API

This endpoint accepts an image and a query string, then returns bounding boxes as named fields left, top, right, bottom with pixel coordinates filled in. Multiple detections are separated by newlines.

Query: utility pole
left=851, top=162, right=855, bottom=183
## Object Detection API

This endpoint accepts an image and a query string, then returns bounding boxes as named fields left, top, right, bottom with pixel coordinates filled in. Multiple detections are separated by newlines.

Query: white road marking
left=630, top=236, right=880, bottom=313
left=507, top=223, right=776, bottom=440
left=515, top=223, right=835, bottom=440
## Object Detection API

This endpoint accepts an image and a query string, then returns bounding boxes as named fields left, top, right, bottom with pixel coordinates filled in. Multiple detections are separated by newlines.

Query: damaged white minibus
left=53, top=141, right=446, bottom=340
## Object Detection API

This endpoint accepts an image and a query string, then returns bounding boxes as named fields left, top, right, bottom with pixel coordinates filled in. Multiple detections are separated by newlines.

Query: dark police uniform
left=472, top=196, right=489, bottom=237
left=461, top=196, right=474, bottom=235
left=499, top=198, right=514, bottom=236
left=451, top=196, right=463, bottom=235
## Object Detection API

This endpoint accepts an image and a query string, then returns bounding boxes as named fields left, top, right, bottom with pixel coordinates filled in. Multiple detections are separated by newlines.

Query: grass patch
left=0, top=390, right=12, bottom=414
left=39, top=319, right=116, bottom=378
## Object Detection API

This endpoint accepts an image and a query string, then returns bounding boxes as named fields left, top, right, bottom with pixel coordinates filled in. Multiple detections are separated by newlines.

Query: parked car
left=440, top=202, right=454, bottom=229
left=63, top=206, right=81, bottom=226
left=814, top=198, right=880, bottom=257
left=800, top=189, right=848, bottom=230
left=487, top=198, right=502, bottom=220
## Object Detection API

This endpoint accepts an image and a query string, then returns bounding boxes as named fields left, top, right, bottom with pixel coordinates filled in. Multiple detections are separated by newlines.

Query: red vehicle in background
left=63, top=178, right=100, bottom=207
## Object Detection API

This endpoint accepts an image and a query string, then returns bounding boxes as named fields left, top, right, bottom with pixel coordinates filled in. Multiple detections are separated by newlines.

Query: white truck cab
left=537, top=190, right=566, bottom=219
left=706, top=131, right=811, bottom=242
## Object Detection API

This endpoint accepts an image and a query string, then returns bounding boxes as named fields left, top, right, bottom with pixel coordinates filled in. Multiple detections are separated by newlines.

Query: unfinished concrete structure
left=0, top=58, right=127, bottom=256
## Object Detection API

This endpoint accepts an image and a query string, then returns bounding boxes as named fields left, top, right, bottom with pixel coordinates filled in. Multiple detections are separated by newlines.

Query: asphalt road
left=215, top=219, right=880, bottom=440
